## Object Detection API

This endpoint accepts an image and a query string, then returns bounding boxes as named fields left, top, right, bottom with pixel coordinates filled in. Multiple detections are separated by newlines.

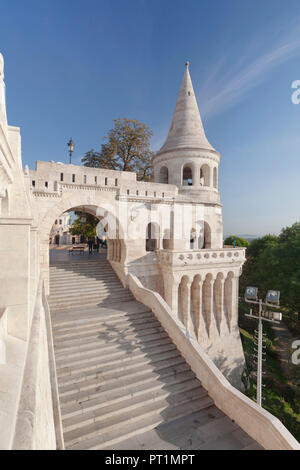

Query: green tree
left=224, top=235, right=250, bottom=248
left=69, top=213, right=98, bottom=239
left=240, top=224, right=300, bottom=330
left=82, top=118, right=154, bottom=181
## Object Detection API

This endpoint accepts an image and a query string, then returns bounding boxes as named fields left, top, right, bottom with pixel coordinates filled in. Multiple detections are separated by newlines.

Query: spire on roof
left=0, top=52, right=7, bottom=129
left=158, top=61, right=214, bottom=153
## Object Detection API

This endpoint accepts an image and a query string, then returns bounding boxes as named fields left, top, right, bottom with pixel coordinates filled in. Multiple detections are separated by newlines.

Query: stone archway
left=37, top=192, right=123, bottom=295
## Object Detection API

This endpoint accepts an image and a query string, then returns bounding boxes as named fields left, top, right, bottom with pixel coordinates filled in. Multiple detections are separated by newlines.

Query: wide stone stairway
left=49, top=258, right=262, bottom=450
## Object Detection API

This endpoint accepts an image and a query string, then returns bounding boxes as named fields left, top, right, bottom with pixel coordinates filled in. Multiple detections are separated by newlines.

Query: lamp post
left=244, top=287, right=282, bottom=407
left=67, top=138, right=74, bottom=164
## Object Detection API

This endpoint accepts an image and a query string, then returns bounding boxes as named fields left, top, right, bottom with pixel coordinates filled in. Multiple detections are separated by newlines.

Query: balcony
left=157, top=246, right=246, bottom=268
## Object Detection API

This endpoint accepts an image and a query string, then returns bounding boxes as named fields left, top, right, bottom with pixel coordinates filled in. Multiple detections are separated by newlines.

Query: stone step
left=54, top=316, right=163, bottom=342
left=57, top=349, right=185, bottom=387
left=49, top=294, right=134, bottom=310
left=52, top=310, right=154, bottom=334
left=51, top=308, right=152, bottom=329
left=53, top=316, right=161, bottom=342
left=58, top=358, right=189, bottom=397
left=54, top=324, right=166, bottom=356
left=50, top=266, right=115, bottom=271
left=56, top=343, right=178, bottom=378
left=49, top=280, right=121, bottom=290
left=49, top=286, right=132, bottom=300
left=50, top=262, right=111, bottom=267
left=60, top=370, right=198, bottom=412
left=50, top=272, right=120, bottom=280
left=55, top=328, right=166, bottom=369
left=62, top=379, right=206, bottom=435
left=65, top=394, right=213, bottom=450
left=50, top=274, right=118, bottom=283
left=50, top=279, right=121, bottom=290
left=54, top=332, right=169, bottom=363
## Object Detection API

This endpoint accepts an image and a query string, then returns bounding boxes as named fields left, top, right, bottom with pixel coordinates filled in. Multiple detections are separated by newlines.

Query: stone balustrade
left=157, top=246, right=246, bottom=267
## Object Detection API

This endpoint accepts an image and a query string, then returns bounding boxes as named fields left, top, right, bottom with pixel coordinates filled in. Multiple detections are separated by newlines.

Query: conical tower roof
left=158, top=62, right=215, bottom=154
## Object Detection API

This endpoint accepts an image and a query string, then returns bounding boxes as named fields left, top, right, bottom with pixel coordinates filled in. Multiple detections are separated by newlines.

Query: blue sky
left=1, top=0, right=300, bottom=236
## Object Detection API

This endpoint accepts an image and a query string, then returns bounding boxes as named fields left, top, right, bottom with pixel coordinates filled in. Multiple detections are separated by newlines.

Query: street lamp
left=67, top=138, right=74, bottom=164
left=244, top=287, right=282, bottom=407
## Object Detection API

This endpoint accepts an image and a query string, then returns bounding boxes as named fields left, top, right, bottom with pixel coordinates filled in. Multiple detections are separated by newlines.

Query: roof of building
left=158, top=62, right=215, bottom=154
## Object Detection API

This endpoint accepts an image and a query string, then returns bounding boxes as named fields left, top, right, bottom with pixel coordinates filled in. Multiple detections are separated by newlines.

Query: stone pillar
left=214, top=274, right=225, bottom=334
left=192, top=277, right=203, bottom=340
left=202, top=274, right=213, bottom=337
left=182, top=278, right=192, bottom=332
left=163, top=273, right=180, bottom=318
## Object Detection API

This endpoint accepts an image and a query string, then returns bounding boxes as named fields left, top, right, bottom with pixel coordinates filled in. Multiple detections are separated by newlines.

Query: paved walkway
left=50, top=246, right=107, bottom=263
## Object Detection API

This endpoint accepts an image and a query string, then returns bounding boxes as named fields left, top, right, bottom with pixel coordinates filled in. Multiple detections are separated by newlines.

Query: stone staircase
left=49, top=259, right=134, bottom=310
left=49, top=258, right=262, bottom=450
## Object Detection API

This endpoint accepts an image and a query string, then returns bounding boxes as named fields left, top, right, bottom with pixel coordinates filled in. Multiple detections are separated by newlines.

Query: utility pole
left=244, top=287, right=282, bottom=407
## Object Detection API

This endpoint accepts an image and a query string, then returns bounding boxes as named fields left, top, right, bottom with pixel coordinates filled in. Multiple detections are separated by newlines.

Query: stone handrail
left=128, top=273, right=300, bottom=450
left=157, top=246, right=246, bottom=266
left=12, top=279, right=60, bottom=449
left=42, top=280, right=65, bottom=450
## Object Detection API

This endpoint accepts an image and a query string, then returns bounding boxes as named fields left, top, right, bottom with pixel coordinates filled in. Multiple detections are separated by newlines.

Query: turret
left=153, top=62, right=220, bottom=199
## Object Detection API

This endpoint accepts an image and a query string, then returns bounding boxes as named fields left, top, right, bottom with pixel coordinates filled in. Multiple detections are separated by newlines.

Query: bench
left=68, top=245, right=85, bottom=254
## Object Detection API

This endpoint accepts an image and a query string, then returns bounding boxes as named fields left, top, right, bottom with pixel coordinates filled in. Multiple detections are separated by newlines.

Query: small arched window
left=213, top=167, right=217, bottom=188
left=204, top=221, right=212, bottom=248
left=190, top=228, right=197, bottom=249
left=200, top=164, right=210, bottom=187
left=159, top=166, right=169, bottom=184
left=182, top=165, right=193, bottom=186
left=146, top=223, right=160, bottom=252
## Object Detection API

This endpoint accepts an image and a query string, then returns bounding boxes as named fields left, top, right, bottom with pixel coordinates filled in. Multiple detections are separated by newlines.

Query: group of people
left=87, top=236, right=107, bottom=255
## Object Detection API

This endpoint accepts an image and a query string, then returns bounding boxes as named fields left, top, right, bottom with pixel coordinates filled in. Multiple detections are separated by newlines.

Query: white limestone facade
left=49, top=212, right=71, bottom=245
left=1, top=53, right=298, bottom=450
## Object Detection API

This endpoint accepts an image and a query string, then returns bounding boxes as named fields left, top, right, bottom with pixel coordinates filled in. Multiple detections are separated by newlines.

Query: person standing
left=96, top=237, right=100, bottom=253
left=88, top=237, right=93, bottom=255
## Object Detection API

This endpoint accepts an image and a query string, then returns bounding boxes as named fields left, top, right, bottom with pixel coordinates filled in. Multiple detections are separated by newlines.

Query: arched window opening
left=146, top=222, right=159, bottom=252
left=190, top=228, right=197, bottom=249
left=183, top=165, right=193, bottom=186
left=197, top=221, right=212, bottom=249
left=213, top=167, right=217, bottom=188
left=200, top=164, right=210, bottom=187
left=163, top=229, right=171, bottom=249
left=159, top=166, right=169, bottom=184
left=203, top=221, right=212, bottom=248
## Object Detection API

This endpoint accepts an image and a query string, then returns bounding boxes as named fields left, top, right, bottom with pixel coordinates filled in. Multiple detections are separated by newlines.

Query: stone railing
left=157, top=246, right=246, bottom=267
left=12, top=279, right=59, bottom=450
left=128, top=273, right=300, bottom=450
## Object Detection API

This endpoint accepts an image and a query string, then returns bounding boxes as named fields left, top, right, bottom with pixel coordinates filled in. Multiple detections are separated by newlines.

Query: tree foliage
left=240, top=223, right=300, bottom=330
left=81, top=118, right=154, bottom=181
left=69, top=213, right=98, bottom=239
left=224, top=235, right=250, bottom=248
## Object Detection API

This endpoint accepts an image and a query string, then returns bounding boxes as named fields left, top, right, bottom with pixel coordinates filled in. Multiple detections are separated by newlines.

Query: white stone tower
left=153, top=61, right=223, bottom=250
left=154, top=63, right=246, bottom=389
left=153, top=61, right=220, bottom=200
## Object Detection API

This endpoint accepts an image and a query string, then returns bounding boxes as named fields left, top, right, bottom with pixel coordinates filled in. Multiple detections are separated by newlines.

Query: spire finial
left=0, top=53, right=4, bottom=80
left=185, top=60, right=189, bottom=68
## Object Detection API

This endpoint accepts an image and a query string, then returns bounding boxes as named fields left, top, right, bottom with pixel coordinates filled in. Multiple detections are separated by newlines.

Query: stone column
left=194, top=278, right=203, bottom=341
left=182, top=279, right=192, bottom=332
left=163, top=273, right=180, bottom=318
